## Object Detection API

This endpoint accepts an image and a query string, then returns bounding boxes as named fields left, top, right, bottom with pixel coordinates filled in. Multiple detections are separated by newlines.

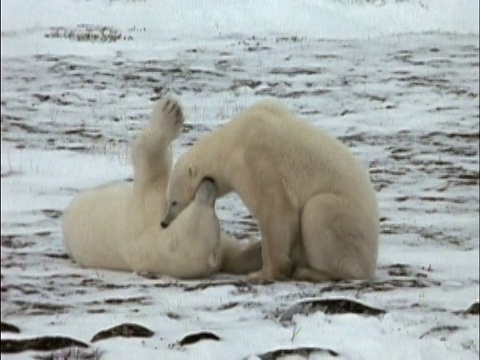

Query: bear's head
left=161, top=158, right=213, bottom=228
left=162, top=177, right=222, bottom=273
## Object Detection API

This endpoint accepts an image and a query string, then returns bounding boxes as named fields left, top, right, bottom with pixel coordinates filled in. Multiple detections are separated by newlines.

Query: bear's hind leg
left=219, top=234, right=262, bottom=274
left=132, top=96, right=185, bottom=185
left=299, top=193, right=377, bottom=282
left=149, top=96, right=185, bottom=142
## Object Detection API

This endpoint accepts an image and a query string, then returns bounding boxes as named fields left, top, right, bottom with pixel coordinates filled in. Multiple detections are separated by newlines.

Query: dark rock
left=178, top=331, right=220, bottom=346
left=280, top=297, right=386, bottom=322
left=91, top=323, right=154, bottom=343
left=250, top=346, right=339, bottom=359
left=1, top=322, right=20, bottom=333
left=1, top=336, right=88, bottom=353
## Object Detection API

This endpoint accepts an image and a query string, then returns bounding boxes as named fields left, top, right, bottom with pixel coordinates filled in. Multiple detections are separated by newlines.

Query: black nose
left=160, top=221, right=168, bottom=229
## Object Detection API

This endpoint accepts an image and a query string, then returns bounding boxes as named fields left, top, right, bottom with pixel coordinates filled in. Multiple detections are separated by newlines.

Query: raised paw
left=150, top=96, right=185, bottom=140
left=162, top=98, right=182, bottom=119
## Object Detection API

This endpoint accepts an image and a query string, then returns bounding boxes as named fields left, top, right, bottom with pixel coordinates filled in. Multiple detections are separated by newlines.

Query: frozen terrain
left=1, top=0, right=479, bottom=359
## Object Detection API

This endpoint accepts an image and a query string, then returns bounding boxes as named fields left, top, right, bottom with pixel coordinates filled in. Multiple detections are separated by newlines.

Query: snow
left=1, top=0, right=479, bottom=359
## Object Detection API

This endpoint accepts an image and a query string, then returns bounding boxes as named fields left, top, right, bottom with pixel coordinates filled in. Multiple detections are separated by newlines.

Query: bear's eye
left=171, top=201, right=177, bottom=206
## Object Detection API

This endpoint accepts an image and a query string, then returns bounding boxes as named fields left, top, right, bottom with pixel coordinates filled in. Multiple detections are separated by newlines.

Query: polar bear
left=62, top=96, right=261, bottom=278
left=160, top=99, right=379, bottom=282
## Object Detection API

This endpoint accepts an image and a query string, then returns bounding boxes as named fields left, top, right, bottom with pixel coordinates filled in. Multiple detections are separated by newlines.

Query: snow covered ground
left=1, top=0, right=479, bottom=359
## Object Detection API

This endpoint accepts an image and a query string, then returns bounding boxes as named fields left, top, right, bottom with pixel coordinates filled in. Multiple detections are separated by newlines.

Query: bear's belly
left=62, top=183, right=131, bottom=270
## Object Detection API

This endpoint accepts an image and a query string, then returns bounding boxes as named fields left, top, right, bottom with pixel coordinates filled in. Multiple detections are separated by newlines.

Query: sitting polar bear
left=62, top=96, right=261, bottom=279
left=161, top=99, right=379, bottom=282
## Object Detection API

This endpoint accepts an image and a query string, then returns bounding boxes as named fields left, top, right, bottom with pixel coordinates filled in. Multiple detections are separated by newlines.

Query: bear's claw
left=162, top=99, right=182, bottom=118
left=160, top=97, right=184, bottom=131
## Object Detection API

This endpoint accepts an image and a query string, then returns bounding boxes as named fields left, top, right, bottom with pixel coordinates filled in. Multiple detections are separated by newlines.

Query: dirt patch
left=41, top=209, right=63, bottom=219
left=183, top=279, right=258, bottom=292
left=1, top=235, right=35, bottom=249
left=270, top=66, right=325, bottom=76
left=419, top=325, right=462, bottom=340
left=11, top=301, right=72, bottom=316
left=6, top=120, right=49, bottom=134
left=386, top=263, right=414, bottom=277
left=2, top=283, right=41, bottom=295
left=34, top=348, right=103, bottom=360
left=85, top=296, right=150, bottom=306
left=380, top=223, right=468, bottom=248
left=44, top=25, right=133, bottom=43
left=217, top=301, right=240, bottom=311
left=317, top=278, right=441, bottom=295
left=44, top=253, right=70, bottom=260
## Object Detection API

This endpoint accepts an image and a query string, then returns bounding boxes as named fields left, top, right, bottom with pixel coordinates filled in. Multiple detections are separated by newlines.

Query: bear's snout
left=160, top=220, right=169, bottom=229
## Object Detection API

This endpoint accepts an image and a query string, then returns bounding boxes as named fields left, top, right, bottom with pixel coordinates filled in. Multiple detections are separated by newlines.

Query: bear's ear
left=188, top=165, right=197, bottom=178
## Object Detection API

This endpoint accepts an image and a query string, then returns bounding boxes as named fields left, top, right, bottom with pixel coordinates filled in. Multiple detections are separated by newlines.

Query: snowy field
left=1, top=0, right=479, bottom=359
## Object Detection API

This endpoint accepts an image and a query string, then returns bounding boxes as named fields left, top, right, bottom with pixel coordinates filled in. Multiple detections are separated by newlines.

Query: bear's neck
left=194, top=131, right=236, bottom=197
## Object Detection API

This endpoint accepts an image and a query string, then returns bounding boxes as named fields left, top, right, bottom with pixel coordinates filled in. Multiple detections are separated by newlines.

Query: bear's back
left=227, top=100, right=374, bottom=200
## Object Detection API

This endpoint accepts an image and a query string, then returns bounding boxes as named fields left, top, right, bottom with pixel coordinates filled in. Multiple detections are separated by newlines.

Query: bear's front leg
left=239, top=149, right=300, bottom=282
left=248, top=206, right=300, bottom=282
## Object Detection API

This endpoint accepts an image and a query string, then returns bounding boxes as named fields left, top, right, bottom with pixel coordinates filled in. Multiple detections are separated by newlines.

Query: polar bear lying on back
left=62, top=96, right=261, bottom=279
left=161, top=99, right=379, bottom=282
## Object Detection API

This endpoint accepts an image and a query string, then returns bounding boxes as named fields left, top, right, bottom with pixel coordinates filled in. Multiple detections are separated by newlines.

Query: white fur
left=62, top=97, right=262, bottom=279
left=162, top=99, right=379, bottom=282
